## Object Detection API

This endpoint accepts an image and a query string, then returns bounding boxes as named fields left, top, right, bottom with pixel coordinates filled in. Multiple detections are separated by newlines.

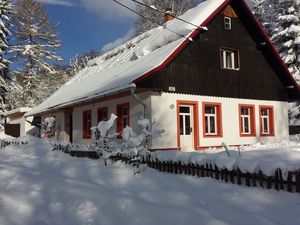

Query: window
left=239, top=104, right=256, bottom=136
left=224, top=17, right=231, bottom=30
left=117, top=103, right=130, bottom=135
left=203, top=102, right=222, bottom=137
left=259, top=106, right=275, bottom=136
left=83, top=110, right=92, bottom=139
left=97, top=107, right=108, bottom=123
left=220, top=48, right=240, bottom=70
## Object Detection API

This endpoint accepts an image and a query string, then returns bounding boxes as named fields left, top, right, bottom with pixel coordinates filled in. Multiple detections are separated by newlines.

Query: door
left=179, top=105, right=194, bottom=150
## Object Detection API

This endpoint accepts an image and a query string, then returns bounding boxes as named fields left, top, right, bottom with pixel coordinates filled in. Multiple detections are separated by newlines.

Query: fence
left=110, top=154, right=300, bottom=193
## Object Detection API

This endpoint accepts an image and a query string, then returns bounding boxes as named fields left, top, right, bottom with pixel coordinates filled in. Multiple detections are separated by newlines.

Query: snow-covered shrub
left=120, top=117, right=164, bottom=172
left=41, top=117, right=55, bottom=139
left=91, top=113, right=119, bottom=165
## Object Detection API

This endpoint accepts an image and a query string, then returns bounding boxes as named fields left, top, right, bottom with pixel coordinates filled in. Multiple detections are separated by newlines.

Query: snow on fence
left=110, top=154, right=300, bottom=193
left=0, top=139, right=28, bottom=149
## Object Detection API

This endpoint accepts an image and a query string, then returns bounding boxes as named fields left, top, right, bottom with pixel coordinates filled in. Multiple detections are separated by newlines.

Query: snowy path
left=0, top=138, right=299, bottom=225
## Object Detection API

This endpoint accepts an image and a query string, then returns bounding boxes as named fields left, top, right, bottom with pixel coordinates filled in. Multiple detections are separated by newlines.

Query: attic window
left=220, top=48, right=240, bottom=70
left=224, top=17, right=231, bottom=30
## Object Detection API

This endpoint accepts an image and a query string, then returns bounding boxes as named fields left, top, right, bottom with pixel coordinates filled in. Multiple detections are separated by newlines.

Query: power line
left=131, top=0, right=207, bottom=31
left=112, top=0, right=193, bottom=41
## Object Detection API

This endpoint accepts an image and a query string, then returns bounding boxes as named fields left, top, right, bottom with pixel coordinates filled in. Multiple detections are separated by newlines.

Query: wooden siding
left=136, top=6, right=289, bottom=101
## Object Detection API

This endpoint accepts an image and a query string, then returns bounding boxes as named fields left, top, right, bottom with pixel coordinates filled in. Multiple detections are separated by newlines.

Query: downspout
left=130, top=86, right=146, bottom=118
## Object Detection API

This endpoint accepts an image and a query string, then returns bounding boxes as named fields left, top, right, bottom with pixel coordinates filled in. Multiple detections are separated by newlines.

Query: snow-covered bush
left=120, top=117, right=164, bottom=172
left=91, top=113, right=119, bottom=165
left=41, top=117, right=55, bottom=139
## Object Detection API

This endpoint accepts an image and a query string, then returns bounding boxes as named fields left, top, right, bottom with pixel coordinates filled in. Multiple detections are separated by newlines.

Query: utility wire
left=130, top=0, right=207, bottom=31
left=112, top=0, right=193, bottom=41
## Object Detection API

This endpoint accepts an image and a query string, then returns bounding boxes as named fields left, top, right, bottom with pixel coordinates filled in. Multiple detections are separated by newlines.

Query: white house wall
left=150, top=92, right=289, bottom=151
left=72, top=92, right=152, bottom=145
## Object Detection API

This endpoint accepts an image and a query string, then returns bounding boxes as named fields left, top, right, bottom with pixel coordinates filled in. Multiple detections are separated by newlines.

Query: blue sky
left=40, top=0, right=252, bottom=65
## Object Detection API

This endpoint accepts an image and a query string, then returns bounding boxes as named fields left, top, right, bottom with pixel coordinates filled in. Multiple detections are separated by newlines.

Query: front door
left=179, top=105, right=194, bottom=151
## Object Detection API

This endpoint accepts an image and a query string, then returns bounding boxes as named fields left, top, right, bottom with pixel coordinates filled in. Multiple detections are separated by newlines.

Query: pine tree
left=10, top=0, right=62, bottom=107
left=135, top=0, right=196, bottom=34
left=271, top=0, right=300, bottom=83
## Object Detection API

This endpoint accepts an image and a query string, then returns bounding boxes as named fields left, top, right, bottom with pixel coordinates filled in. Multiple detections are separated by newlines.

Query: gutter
left=130, top=86, right=147, bottom=118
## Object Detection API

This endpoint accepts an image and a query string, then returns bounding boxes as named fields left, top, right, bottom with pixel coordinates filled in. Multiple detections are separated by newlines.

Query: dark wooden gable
left=136, top=3, right=295, bottom=102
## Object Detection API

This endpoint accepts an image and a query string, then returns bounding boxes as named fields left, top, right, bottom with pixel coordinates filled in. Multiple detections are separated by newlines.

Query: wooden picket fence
left=0, top=139, right=28, bottom=149
left=110, top=154, right=300, bottom=193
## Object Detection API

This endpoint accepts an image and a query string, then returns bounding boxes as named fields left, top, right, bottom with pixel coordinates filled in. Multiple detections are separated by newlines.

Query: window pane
left=210, top=117, right=216, bottom=133
left=205, top=116, right=208, bottom=134
left=180, top=106, right=190, bottom=113
left=185, top=115, right=191, bottom=135
left=180, top=115, right=184, bottom=135
left=123, top=118, right=127, bottom=128
left=244, top=117, right=249, bottom=133
left=226, top=52, right=233, bottom=68
left=122, top=108, right=128, bottom=116
left=241, top=107, right=249, bottom=115
left=261, top=109, right=268, bottom=116
left=205, top=106, right=215, bottom=114
left=263, top=118, right=269, bottom=133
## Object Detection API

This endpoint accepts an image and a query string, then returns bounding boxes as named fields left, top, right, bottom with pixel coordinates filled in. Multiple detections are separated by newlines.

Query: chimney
left=164, top=8, right=175, bottom=22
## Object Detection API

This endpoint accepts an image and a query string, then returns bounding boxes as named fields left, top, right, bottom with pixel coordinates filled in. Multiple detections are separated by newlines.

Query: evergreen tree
left=135, top=0, right=196, bottom=34
left=271, top=0, right=300, bottom=83
left=10, top=0, right=62, bottom=107
left=0, top=0, right=12, bottom=74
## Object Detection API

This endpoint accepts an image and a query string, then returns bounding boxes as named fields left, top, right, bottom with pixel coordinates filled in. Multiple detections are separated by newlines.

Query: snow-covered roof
left=26, top=0, right=227, bottom=116
left=2, top=107, right=32, bottom=117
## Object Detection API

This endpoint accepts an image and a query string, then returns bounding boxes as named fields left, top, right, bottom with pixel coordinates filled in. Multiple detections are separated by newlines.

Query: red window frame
left=202, top=102, right=223, bottom=138
left=259, top=105, right=275, bottom=136
left=97, top=107, right=108, bottom=123
left=82, top=110, right=92, bottom=139
left=116, top=103, right=130, bottom=136
left=238, top=104, right=256, bottom=137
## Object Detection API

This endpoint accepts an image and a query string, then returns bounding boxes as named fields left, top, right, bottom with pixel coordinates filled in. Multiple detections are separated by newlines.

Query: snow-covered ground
left=0, top=137, right=300, bottom=225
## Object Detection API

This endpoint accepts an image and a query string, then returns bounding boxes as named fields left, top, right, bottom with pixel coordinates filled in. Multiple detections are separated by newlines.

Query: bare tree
left=10, top=0, right=62, bottom=107
left=135, top=0, right=196, bottom=34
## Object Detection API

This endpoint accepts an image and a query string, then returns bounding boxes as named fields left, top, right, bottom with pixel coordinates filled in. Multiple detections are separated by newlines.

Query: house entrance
left=179, top=105, right=194, bottom=150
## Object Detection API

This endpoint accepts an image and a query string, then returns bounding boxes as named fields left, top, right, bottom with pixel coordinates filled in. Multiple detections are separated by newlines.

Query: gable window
left=98, top=107, right=108, bottom=123
left=259, top=106, right=275, bottom=136
left=239, top=104, right=256, bottom=136
left=220, top=48, right=240, bottom=70
left=203, top=102, right=222, bottom=137
left=83, top=110, right=92, bottom=139
left=117, top=103, right=130, bottom=135
left=224, top=17, right=231, bottom=30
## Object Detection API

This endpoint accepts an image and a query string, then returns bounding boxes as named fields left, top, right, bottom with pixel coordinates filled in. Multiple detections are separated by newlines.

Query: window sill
left=203, top=134, right=223, bottom=138
left=260, top=133, right=275, bottom=137
left=221, top=67, right=240, bottom=71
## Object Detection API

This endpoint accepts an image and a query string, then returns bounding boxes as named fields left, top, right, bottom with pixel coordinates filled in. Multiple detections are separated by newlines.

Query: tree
left=0, top=0, right=12, bottom=75
left=271, top=0, right=300, bottom=83
left=135, top=0, right=196, bottom=34
left=10, top=0, right=62, bottom=107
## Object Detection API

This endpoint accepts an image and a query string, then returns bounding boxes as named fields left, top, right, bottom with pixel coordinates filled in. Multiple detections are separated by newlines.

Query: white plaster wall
left=72, top=92, right=152, bottom=145
left=151, top=92, right=289, bottom=150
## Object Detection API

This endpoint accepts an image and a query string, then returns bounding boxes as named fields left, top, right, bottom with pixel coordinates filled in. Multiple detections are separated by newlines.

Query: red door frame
left=176, top=100, right=199, bottom=150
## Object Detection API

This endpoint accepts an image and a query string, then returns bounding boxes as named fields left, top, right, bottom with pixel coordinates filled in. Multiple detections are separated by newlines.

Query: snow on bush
left=41, top=117, right=55, bottom=138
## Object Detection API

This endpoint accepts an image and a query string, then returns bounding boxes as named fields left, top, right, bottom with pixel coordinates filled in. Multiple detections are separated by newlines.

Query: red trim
left=176, top=100, right=199, bottom=150
left=238, top=104, right=256, bottom=137
left=97, top=107, right=108, bottom=123
left=202, top=102, right=223, bottom=138
left=133, top=0, right=231, bottom=84
left=82, top=110, right=92, bottom=139
left=240, top=0, right=300, bottom=94
left=259, top=105, right=275, bottom=137
left=116, top=103, right=130, bottom=138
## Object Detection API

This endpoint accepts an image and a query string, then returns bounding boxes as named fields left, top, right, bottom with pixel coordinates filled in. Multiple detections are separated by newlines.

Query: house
left=26, top=0, right=300, bottom=151
left=2, top=107, right=37, bottom=138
